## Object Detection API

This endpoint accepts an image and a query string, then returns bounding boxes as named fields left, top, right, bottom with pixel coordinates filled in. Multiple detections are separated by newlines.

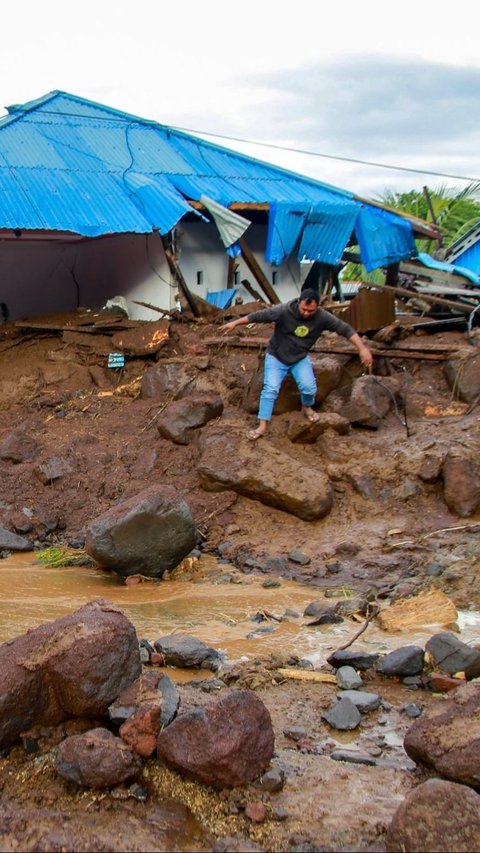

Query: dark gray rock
left=337, top=690, right=382, bottom=713
left=377, top=645, right=425, bottom=677
left=153, top=633, right=224, bottom=671
left=335, top=666, right=363, bottom=690
left=0, top=526, right=33, bottom=551
left=84, top=484, right=197, bottom=579
left=327, top=650, right=380, bottom=671
left=425, top=632, right=480, bottom=679
left=322, top=697, right=361, bottom=731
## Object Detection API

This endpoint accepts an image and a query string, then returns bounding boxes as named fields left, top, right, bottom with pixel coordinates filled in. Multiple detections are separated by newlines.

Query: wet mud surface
left=0, top=319, right=479, bottom=851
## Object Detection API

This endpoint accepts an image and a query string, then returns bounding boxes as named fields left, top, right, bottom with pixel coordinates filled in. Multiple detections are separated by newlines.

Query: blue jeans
left=258, top=353, right=317, bottom=422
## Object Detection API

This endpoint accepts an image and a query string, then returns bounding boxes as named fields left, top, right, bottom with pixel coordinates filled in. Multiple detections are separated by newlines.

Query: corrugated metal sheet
left=0, top=89, right=427, bottom=268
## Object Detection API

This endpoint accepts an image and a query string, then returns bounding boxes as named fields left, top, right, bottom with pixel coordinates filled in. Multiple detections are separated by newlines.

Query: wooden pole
left=239, top=237, right=280, bottom=304
left=161, top=234, right=200, bottom=318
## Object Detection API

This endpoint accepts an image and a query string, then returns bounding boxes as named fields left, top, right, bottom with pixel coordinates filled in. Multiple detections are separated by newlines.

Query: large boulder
left=157, top=690, right=274, bottom=788
left=0, top=599, right=141, bottom=749
left=157, top=393, right=224, bottom=445
left=56, top=727, right=143, bottom=788
left=84, top=485, right=197, bottom=578
left=341, top=374, right=392, bottom=428
left=198, top=429, right=333, bottom=521
left=404, top=681, right=480, bottom=786
left=442, top=450, right=480, bottom=517
left=444, top=351, right=480, bottom=403
left=386, top=778, right=480, bottom=852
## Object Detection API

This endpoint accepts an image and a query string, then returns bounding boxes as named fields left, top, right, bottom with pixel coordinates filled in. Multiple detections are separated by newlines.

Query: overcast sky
left=2, top=0, right=478, bottom=200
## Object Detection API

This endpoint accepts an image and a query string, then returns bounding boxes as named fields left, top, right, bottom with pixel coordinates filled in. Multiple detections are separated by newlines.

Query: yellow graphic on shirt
left=294, top=325, right=310, bottom=337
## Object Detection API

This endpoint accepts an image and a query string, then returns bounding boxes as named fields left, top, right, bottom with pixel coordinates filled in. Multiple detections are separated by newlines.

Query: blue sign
left=107, top=352, right=125, bottom=369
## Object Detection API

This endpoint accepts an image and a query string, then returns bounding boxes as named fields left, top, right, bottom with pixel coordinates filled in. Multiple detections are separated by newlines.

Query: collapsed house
left=0, top=90, right=443, bottom=325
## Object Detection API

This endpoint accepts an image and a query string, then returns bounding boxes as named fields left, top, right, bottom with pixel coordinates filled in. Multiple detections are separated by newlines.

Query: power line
left=3, top=106, right=479, bottom=184
left=170, top=125, right=480, bottom=184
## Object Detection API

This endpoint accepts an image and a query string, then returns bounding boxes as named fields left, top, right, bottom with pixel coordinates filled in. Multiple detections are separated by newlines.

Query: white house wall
left=0, top=222, right=302, bottom=323
left=177, top=222, right=302, bottom=306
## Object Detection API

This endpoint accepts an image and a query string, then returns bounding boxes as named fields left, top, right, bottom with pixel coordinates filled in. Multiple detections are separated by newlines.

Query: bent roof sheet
left=0, top=90, right=437, bottom=257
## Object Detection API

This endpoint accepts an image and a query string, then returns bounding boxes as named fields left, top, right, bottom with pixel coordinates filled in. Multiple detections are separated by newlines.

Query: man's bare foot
left=302, top=407, right=320, bottom=424
left=246, top=428, right=266, bottom=441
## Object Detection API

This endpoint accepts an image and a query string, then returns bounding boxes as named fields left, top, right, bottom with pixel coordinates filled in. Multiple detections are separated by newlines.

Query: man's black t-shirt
left=248, top=299, right=356, bottom=365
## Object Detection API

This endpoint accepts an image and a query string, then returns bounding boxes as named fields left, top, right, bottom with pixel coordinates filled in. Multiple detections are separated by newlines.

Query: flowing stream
left=1, top=552, right=479, bottom=672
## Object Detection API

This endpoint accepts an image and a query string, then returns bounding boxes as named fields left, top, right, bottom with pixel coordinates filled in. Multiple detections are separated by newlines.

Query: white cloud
left=1, top=0, right=478, bottom=199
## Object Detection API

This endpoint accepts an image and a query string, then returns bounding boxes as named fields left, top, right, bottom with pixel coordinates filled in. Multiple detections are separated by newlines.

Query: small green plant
left=35, top=547, right=94, bottom=568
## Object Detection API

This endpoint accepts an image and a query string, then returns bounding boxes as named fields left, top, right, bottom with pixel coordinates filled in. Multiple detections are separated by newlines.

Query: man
left=222, top=288, right=373, bottom=440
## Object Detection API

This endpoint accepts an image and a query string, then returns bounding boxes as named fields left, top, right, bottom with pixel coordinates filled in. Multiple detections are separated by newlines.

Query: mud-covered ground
left=0, top=311, right=479, bottom=851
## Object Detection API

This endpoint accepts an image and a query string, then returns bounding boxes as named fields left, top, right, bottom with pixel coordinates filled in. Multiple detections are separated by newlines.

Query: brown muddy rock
left=386, top=778, right=480, bottom=852
left=157, top=690, right=275, bottom=788
left=56, top=726, right=143, bottom=788
left=444, top=350, right=480, bottom=403
left=140, top=360, right=197, bottom=400
left=84, top=485, right=197, bottom=578
left=119, top=704, right=162, bottom=758
left=341, top=374, right=392, bottom=428
left=287, top=412, right=350, bottom=444
left=0, top=427, right=40, bottom=463
left=418, top=452, right=444, bottom=483
left=198, top=430, right=333, bottom=521
left=108, top=670, right=180, bottom=728
left=442, top=450, right=480, bottom=516
left=243, top=355, right=343, bottom=415
left=0, top=599, right=141, bottom=749
left=403, top=681, right=480, bottom=786
left=157, top=393, right=224, bottom=444
left=34, top=454, right=75, bottom=484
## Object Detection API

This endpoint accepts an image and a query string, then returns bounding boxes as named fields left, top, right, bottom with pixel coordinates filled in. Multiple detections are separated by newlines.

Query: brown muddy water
left=1, top=552, right=479, bottom=674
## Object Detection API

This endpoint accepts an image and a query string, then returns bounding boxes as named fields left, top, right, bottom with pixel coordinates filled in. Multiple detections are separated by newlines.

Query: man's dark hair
left=298, top=288, right=319, bottom=305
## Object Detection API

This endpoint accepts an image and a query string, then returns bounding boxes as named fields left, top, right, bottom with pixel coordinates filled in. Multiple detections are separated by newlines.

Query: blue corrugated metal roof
left=416, top=252, right=480, bottom=287
left=0, top=90, right=429, bottom=268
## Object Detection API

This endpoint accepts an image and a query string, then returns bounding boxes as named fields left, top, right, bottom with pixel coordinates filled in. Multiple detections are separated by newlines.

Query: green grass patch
left=35, top=547, right=95, bottom=568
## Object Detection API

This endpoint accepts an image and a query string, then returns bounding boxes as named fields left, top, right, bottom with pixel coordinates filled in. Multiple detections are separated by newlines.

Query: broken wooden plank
left=276, top=669, right=337, bottom=684
left=370, top=282, right=479, bottom=314
left=202, top=336, right=449, bottom=360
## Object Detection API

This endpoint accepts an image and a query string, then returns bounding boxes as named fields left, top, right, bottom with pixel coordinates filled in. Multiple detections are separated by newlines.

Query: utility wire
left=3, top=106, right=479, bottom=184
left=170, top=126, right=480, bottom=184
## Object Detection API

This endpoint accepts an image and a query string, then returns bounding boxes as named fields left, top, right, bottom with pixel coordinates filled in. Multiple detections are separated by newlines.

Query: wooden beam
left=161, top=234, right=200, bottom=318
left=238, top=237, right=280, bottom=304
left=227, top=257, right=236, bottom=290
left=241, top=278, right=267, bottom=304
left=202, top=336, right=449, bottom=360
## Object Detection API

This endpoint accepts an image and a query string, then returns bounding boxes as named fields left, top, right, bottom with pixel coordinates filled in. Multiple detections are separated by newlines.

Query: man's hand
left=359, top=345, right=374, bottom=369
left=221, top=316, right=250, bottom=335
